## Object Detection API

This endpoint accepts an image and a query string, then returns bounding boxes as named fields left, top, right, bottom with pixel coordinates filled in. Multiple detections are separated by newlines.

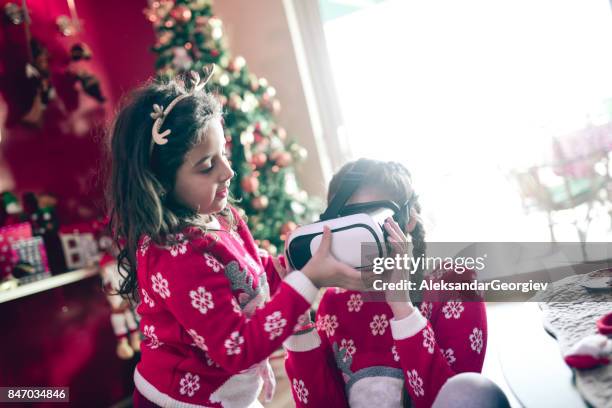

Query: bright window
left=320, top=0, right=612, bottom=241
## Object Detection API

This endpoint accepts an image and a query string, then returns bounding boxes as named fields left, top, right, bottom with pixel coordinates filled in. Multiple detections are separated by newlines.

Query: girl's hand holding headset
left=383, top=209, right=420, bottom=319
left=286, top=226, right=366, bottom=291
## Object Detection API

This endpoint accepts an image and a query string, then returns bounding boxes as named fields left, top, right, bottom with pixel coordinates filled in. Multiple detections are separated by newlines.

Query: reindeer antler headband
left=150, top=66, right=215, bottom=145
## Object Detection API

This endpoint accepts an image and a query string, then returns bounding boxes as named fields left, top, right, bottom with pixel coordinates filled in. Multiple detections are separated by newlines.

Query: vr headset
left=285, top=159, right=416, bottom=270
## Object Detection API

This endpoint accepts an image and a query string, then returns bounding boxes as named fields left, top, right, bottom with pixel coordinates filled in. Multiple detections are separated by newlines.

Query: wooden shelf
left=0, top=267, right=100, bottom=304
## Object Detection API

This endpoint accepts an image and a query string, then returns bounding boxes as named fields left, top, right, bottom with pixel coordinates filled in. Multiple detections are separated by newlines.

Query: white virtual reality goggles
left=285, top=160, right=416, bottom=271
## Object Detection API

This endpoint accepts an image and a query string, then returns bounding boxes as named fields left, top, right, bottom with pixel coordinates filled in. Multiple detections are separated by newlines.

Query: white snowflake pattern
left=264, top=311, right=287, bottom=340
left=340, top=339, right=356, bottom=362
left=187, top=328, right=207, bottom=351
left=292, top=379, right=309, bottom=404
left=406, top=369, right=425, bottom=397
left=140, top=235, right=151, bottom=256
left=422, top=326, right=435, bottom=354
left=245, top=254, right=261, bottom=273
left=151, top=272, right=170, bottom=299
left=189, top=286, right=214, bottom=314
left=166, top=233, right=188, bottom=257
left=441, top=348, right=456, bottom=365
left=334, top=287, right=347, bottom=294
left=179, top=372, right=200, bottom=397
left=442, top=300, right=464, bottom=319
left=369, top=314, right=389, bottom=336
left=469, top=327, right=483, bottom=354
left=204, top=253, right=223, bottom=272
left=141, top=288, right=155, bottom=307
left=224, top=331, right=245, bottom=355
left=420, top=301, right=433, bottom=320
left=347, top=293, right=363, bottom=312
left=143, top=325, right=162, bottom=349
left=392, top=345, right=400, bottom=362
left=293, top=312, right=310, bottom=331
left=316, top=314, right=339, bottom=337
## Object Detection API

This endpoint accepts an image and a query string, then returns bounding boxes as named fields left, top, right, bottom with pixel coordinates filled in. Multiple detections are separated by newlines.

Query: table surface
left=491, top=302, right=588, bottom=408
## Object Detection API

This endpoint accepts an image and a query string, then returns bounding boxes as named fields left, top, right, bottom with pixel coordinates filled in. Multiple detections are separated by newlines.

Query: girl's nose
left=220, top=161, right=235, bottom=183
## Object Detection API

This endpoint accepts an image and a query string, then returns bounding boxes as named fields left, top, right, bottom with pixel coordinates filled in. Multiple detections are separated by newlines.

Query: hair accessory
left=151, top=66, right=215, bottom=145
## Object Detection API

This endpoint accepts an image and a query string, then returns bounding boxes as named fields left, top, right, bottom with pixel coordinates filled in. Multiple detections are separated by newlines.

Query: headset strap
left=320, top=159, right=371, bottom=221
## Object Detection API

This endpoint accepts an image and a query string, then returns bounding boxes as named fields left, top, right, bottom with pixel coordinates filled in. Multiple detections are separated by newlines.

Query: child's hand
left=383, top=217, right=415, bottom=318
left=301, top=226, right=366, bottom=290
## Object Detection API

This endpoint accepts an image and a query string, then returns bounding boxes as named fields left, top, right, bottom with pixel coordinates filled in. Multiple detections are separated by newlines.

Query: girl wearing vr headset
left=107, top=70, right=365, bottom=408
left=284, top=159, right=510, bottom=408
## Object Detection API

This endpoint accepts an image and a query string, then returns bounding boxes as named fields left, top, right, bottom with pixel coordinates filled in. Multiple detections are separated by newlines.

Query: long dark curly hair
left=106, top=74, right=232, bottom=302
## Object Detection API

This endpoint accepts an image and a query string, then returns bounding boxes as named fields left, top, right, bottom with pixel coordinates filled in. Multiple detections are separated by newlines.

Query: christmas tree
left=144, top=0, right=319, bottom=255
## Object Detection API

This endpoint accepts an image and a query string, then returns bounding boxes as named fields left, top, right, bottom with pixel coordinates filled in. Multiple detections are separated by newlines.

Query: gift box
left=58, top=221, right=105, bottom=270
left=59, top=232, right=99, bottom=270
left=12, top=236, right=50, bottom=275
left=0, top=223, right=33, bottom=279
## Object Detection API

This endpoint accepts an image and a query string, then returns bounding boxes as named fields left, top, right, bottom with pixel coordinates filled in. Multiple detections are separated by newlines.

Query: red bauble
left=275, top=151, right=292, bottom=167
left=170, top=5, right=192, bottom=23
left=241, top=175, right=259, bottom=193
left=252, top=153, right=267, bottom=168
left=252, top=195, right=269, bottom=210
left=281, top=221, right=297, bottom=236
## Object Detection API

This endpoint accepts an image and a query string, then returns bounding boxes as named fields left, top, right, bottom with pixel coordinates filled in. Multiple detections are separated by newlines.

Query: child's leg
left=432, top=372, right=511, bottom=408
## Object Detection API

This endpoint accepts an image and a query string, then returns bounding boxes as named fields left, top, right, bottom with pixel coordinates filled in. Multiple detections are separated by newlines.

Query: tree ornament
left=195, top=15, right=208, bottom=26
left=172, top=46, right=192, bottom=71
left=170, top=5, right=192, bottom=24
left=252, top=153, right=267, bottom=168
left=4, top=3, right=24, bottom=24
left=70, top=42, right=92, bottom=61
left=271, top=99, right=281, bottom=115
left=241, top=175, right=259, bottom=193
left=252, top=195, right=269, bottom=210
left=157, top=30, right=173, bottom=46
left=249, top=74, right=259, bottom=91
left=275, top=151, right=292, bottom=167
left=281, top=221, right=297, bottom=236
left=56, top=15, right=77, bottom=36
left=276, top=127, right=287, bottom=140
left=75, top=70, right=106, bottom=103
left=228, top=56, right=246, bottom=72
left=228, top=94, right=242, bottom=110
left=240, top=130, right=254, bottom=145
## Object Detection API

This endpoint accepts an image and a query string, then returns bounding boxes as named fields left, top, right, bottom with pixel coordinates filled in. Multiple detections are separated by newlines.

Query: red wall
left=0, top=1, right=157, bottom=404
left=0, top=0, right=156, bottom=224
